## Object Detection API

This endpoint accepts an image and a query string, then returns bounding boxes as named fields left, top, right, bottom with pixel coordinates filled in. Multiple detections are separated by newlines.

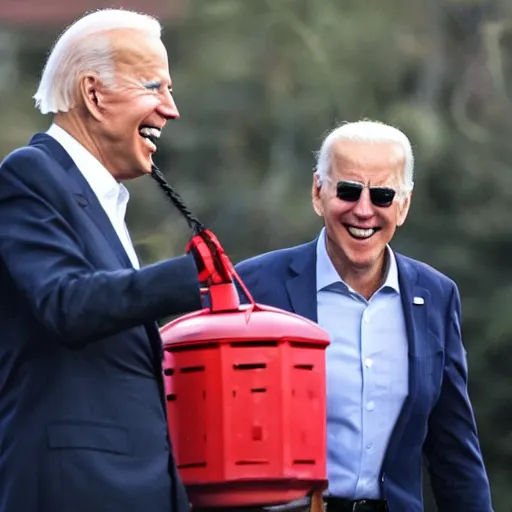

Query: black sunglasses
left=336, top=180, right=396, bottom=208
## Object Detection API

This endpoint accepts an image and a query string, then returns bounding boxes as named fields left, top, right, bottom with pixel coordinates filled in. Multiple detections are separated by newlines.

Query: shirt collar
left=315, top=227, right=400, bottom=294
left=46, top=123, right=128, bottom=208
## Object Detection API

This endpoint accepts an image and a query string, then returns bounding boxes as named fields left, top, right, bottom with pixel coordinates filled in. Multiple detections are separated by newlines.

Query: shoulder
left=1, top=140, right=66, bottom=195
left=235, top=241, right=314, bottom=277
left=234, top=242, right=314, bottom=303
left=396, top=252, right=459, bottom=300
left=2, top=143, right=48, bottom=167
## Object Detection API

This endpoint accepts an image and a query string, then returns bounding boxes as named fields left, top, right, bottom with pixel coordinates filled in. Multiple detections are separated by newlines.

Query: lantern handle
left=230, top=263, right=256, bottom=307
left=150, top=163, right=256, bottom=308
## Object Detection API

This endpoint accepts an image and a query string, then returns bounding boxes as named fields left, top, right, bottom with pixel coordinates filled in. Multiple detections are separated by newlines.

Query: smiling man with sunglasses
left=235, top=120, right=492, bottom=512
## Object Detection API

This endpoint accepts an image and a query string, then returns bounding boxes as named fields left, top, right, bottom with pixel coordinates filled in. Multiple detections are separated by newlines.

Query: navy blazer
left=235, top=239, right=493, bottom=512
left=0, top=134, right=202, bottom=512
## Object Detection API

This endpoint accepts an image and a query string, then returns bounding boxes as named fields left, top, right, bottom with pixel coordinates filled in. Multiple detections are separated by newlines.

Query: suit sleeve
left=0, top=157, right=202, bottom=349
left=423, top=283, right=493, bottom=511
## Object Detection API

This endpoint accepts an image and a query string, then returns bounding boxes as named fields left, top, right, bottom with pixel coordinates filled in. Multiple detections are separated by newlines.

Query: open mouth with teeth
left=139, top=125, right=162, bottom=152
left=346, top=225, right=381, bottom=240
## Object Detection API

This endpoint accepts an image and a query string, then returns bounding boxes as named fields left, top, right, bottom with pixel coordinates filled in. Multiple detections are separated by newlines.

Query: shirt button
left=366, top=401, right=375, bottom=411
left=366, top=443, right=373, bottom=451
left=362, top=311, right=370, bottom=323
left=364, top=358, right=373, bottom=368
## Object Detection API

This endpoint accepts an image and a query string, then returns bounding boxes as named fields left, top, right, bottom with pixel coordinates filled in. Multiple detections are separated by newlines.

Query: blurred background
left=1, top=0, right=511, bottom=509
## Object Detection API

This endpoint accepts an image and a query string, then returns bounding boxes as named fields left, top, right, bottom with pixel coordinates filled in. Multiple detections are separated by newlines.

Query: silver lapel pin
left=413, top=296, right=425, bottom=305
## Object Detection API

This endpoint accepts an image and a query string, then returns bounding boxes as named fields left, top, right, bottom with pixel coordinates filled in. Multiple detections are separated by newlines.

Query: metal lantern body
left=160, top=283, right=330, bottom=509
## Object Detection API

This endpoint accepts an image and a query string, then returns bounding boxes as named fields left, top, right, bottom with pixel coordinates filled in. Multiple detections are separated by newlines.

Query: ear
left=396, top=191, right=412, bottom=227
left=79, top=74, right=105, bottom=121
left=312, top=173, right=324, bottom=217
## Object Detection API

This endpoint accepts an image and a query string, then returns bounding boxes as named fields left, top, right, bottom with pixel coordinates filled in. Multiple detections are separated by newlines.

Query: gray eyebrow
left=142, top=80, right=173, bottom=93
left=142, top=80, right=161, bottom=88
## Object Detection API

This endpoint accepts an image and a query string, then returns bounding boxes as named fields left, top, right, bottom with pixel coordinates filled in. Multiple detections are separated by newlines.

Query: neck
left=327, top=244, right=388, bottom=300
left=54, top=113, right=117, bottom=180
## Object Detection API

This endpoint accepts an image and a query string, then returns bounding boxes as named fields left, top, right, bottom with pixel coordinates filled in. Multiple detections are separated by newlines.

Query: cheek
left=106, top=92, right=161, bottom=120
left=322, top=204, right=353, bottom=241
left=380, top=210, right=401, bottom=234
left=133, top=92, right=161, bottom=112
left=323, top=201, right=353, bottom=223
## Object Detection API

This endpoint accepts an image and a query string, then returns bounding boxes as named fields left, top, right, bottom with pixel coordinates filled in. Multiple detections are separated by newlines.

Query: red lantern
left=161, top=279, right=330, bottom=509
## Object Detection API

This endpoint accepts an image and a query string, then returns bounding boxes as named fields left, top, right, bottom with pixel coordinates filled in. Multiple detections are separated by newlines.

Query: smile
left=139, top=125, right=162, bottom=152
left=346, top=225, right=380, bottom=240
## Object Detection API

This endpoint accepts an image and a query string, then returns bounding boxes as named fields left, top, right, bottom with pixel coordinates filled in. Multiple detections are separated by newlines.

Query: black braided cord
left=150, top=164, right=230, bottom=282
left=150, top=164, right=205, bottom=235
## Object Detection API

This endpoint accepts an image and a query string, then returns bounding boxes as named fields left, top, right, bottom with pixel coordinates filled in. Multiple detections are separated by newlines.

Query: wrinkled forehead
left=109, top=29, right=170, bottom=80
left=331, top=139, right=405, bottom=187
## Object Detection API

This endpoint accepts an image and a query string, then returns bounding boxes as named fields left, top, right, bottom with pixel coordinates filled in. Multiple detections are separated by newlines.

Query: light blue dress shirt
left=316, top=228, right=409, bottom=499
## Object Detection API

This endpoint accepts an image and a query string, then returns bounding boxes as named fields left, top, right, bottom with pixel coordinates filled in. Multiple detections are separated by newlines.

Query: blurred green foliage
left=1, top=0, right=512, bottom=509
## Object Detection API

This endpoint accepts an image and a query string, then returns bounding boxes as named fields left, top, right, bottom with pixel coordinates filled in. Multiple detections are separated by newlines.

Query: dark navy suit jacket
left=235, top=239, right=493, bottom=512
left=0, top=133, right=202, bottom=512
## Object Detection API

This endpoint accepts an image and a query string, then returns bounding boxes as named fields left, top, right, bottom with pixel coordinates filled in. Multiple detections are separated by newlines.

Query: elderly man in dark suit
left=236, top=121, right=493, bottom=512
left=0, top=8, right=219, bottom=512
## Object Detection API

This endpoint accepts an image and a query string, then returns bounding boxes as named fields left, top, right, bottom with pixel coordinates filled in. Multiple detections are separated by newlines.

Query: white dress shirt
left=46, top=124, right=140, bottom=269
left=316, top=227, right=409, bottom=499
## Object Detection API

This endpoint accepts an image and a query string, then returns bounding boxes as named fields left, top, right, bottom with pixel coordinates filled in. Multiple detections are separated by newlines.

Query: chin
left=351, top=258, right=379, bottom=271
left=137, top=155, right=154, bottom=175
left=351, top=249, right=386, bottom=270
left=118, top=164, right=151, bottom=182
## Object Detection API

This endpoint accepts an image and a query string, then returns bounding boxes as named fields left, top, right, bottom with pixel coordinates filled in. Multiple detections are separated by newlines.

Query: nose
left=157, top=90, right=180, bottom=120
left=352, top=188, right=374, bottom=218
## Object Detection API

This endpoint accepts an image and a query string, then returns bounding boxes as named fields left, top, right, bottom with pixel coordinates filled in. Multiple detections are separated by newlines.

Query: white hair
left=314, top=120, right=415, bottom=194
left=33, top=9, right=162, bottom=114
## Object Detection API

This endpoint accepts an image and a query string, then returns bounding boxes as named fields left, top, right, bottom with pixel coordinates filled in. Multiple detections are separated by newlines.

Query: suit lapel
left=386, top=254, right=430, bottom=452
left=67, top=165, right=133, bottom=269
left=30, top=133, right=133, bottom=270
left=285, top=240, right=318, bottom=322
